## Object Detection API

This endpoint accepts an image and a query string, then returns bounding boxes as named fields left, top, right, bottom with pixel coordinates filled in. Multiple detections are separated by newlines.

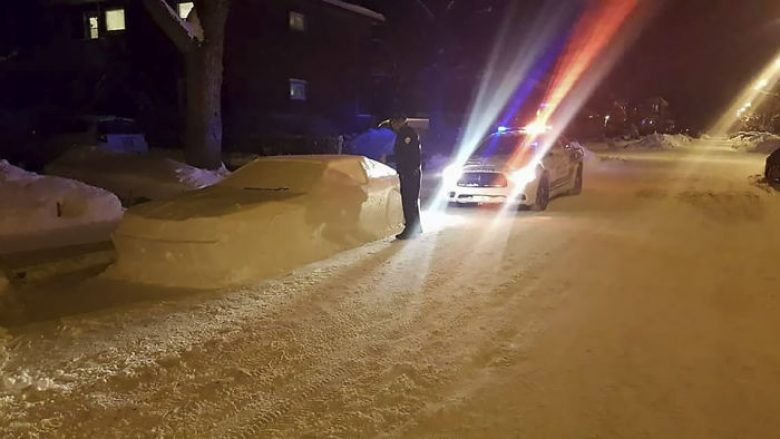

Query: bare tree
left=142, top=0, right=230, bottom=169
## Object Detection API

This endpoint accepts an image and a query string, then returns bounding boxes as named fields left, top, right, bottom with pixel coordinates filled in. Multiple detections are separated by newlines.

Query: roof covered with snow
left=52, top=0, right=385, bottom=22
left=321, top=0, right=386, bottom=22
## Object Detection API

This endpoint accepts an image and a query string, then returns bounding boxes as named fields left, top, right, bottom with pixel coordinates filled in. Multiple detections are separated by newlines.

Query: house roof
left=321, top=0, right=385, bottom=22
left=50, top=0, right=110, bottom=4
left=51, top=0, right=386, bottom=22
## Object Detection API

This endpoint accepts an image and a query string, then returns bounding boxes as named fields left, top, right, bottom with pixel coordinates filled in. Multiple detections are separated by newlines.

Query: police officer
left=766, top=148, right=780, bottom=187
left=390, top=114, right=423, bottom=239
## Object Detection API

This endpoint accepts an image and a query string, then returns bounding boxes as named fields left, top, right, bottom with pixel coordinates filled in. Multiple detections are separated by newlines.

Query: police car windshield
left=473, top=134, right=535, bottom=158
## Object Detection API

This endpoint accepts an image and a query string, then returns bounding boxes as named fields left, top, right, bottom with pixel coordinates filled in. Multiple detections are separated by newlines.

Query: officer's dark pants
left=767, top=164, right=780, bottom=186
left=398, top=170, right=422, bottom=231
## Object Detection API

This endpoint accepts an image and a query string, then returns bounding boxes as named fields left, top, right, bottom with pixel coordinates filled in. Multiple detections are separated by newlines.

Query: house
left=1, top=0, right=389, bottom=153
left=221, top=0, right=389, bottom=151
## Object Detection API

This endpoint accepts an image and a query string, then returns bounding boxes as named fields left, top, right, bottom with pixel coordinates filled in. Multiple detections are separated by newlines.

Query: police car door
left=543, top=140, right=569, bottom=191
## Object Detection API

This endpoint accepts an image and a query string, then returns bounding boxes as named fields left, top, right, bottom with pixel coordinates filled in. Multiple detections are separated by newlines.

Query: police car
left=443, top=126, right=584, bottom=210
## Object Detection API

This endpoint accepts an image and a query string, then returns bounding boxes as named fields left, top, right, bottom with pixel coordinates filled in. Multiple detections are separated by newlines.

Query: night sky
left=610, top=0, right=780, bottom=129
left=363, top=0, right=780, bottom=130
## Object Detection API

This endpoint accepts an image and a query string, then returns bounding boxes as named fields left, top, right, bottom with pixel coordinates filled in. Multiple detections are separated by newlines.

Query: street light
left=755, top=78, right=770, bottom=90
left=710, top=49, right=780, bottom=135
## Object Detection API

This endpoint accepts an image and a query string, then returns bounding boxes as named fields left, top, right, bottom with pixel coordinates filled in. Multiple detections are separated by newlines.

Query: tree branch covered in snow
left=142, top=0, right=203, bottom=53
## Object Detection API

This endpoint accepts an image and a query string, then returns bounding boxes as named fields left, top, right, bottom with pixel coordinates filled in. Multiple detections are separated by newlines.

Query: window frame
left=289, top=11, right=306, bottom=31
left=177, top=1, right=195, bottom=19
left=104, top=8, right=126, bottom=32
left=289, top=78, right=308, bottom=102
left=84, top=11, right=100, bottom=39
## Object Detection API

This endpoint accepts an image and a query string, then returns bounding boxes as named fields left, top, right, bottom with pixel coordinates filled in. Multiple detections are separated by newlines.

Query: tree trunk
left=184, top=0, right=228, bottom=169
left=184, top=47, right=223, bottom=169
left=142, top=0, right=229, bottom=170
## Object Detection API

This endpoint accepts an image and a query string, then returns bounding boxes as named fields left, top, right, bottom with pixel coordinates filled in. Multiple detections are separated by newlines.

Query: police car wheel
left=532, top=175, right=550, bottom=211
left=569, top=164, right=583, bottom=195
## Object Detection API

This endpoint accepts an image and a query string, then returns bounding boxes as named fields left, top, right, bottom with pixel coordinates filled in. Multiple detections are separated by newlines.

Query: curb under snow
left=0, top=242, right=115, bottom=286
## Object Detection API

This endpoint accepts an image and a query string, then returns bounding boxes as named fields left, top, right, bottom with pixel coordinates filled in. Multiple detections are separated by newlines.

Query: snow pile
left=729, top=132, right=780, bottom=154
left=1, top=369, right=67, bottom=395
left=0, top=327, right=11, bottom=392
left=625, top=133, right=693, bottom=150
left=586, top=134, right=693, bottom=151
left=46, top=147, right=229, bottom=205
left=0, top=160, right=123, bottom=254
left=224, top=152, right=260, bottom=170
left=583, top=138, right=637, bottom=151
left=106, top=156, right=403, bottom=289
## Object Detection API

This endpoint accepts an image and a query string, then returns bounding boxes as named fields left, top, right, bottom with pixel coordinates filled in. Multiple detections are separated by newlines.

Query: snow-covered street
left=2, top=140, right=780, bottom=438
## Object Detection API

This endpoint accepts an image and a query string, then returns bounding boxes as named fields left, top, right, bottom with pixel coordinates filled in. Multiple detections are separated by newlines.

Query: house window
left=85, top=12, right=99, bottom=39
left=105, top=8, right=126, bottom=31
left=289, top=11, right=306, bottom=31
left=178, top=2, right=195, bottom=19
left=289, top=79, right=307, bottom=101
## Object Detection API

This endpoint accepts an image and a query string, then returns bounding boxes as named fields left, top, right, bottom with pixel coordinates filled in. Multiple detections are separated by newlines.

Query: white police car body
left=444, top=128, right=584, bottom=210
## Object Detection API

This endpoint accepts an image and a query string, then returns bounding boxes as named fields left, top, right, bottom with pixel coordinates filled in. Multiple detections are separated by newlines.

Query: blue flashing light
left=497, top=126, right=509, bottom=133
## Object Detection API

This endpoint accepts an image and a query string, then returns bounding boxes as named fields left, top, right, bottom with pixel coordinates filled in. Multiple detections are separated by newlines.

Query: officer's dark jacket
left=393, top=125, right=421, bottom=174
left=768, top=149, right=780, bottom=166
left=766, top=149, right=780, bottom=181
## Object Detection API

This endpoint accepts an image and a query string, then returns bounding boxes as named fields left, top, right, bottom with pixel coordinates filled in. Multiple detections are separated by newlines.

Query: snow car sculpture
left=106, top=155, right=404, bottom=288
left=0, top=160, right=122, bottom=254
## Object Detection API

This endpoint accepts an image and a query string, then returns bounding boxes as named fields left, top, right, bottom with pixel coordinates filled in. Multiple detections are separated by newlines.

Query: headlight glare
left=442, top=165, right=463, bottom=182
left=510, top=167, right=537, bottom=186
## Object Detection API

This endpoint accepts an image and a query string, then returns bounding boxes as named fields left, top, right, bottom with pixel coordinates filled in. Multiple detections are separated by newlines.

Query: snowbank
left=46, top=147, right=229, bottom=205
left=105, top=155, right=403, bottom=289
left=583, top=139, right=633, bottom=151
left=1, top=368, right=66, bottom=395
left=625, top=133, right=693, bottom=150
left=0, top=160, right=123, bottom=254
left=585, top=134, right=693, bottom=151
left=224, top=152, right=261, bottom=171
left=729, top=132, right=780, bottom=154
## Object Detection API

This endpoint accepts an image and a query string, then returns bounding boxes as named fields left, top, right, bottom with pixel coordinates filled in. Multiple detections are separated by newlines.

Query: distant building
left=636, top=97, right=674, bottom=135
left=3, top=0, right=388, bottom=152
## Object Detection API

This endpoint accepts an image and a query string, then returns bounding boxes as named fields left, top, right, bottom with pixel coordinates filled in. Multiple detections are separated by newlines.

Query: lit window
left=178, top=2, right=194, bottom=19
left=289, top=11, right=306, bottom=31
left=105, top=8, right=126, bottom=31
left=289, top=79, right=307, bottom=101
left=86, top=13, right=99, bottom=39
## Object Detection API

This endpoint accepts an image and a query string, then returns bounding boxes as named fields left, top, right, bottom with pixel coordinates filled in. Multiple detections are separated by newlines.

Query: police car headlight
left=442, top=165, right=463, bottom=183
left=510, top=167, right=537, bottom=187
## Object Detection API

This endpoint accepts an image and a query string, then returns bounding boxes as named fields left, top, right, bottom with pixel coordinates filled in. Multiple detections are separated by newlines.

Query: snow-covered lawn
left=625, top=132, right=693, bottom=149
left=585, top=133, right=694, bottom=151
left=729, top=131, right=780, bottom=154
left=45, top=147, right=229, bottom=206
left=587, top=132, right=780, bottom=156
left=0, top=160, right=123, bottom=254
